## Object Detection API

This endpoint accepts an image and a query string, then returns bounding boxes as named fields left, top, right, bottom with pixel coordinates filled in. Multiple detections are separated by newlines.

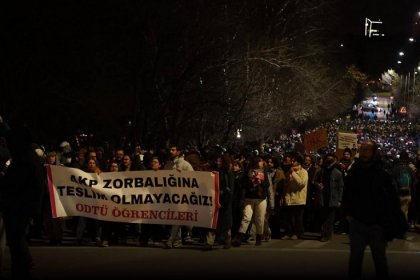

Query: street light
left=399, top=51, right=405, bottom=56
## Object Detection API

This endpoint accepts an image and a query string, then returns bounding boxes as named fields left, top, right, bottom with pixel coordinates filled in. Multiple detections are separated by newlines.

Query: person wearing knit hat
left=59, top=141, right=71, bottom=154
left=58, top=141, right=72, bottom=166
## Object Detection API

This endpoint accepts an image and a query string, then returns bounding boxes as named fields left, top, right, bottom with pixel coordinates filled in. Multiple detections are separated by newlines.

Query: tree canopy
left=3, top=0, right=366, bottom=148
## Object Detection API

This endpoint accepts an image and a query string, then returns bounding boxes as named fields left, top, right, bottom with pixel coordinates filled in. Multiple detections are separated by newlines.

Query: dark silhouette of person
left=342, top=140, right=401, bottom=278
left=0, top=126, right=44, bottom=279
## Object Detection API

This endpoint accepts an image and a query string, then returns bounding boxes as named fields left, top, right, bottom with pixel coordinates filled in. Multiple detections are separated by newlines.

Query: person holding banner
left=43, top=151, right=64, bottom=246
left=138, top=156, right=166, bottom=247
left=76, top=158, right=102, bottom=246
left=203, top=155, right=234, bottom=250
left=120, top=154, right=142, bottom=244
left=163, top=145, right=194, bottom=249
left=99, top=161, right=120, bottom=247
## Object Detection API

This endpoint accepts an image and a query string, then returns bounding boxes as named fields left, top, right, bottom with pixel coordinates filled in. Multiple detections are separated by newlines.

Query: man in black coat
left=342, top=140, right=403, bottom=278
left=0, top=126, right=44, bottom=279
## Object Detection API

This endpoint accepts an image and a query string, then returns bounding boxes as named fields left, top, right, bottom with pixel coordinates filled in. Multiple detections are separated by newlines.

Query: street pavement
left=2, top=230, right=420, bottom=279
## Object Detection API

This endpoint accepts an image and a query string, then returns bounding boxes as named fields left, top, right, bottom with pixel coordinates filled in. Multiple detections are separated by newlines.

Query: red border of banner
left=211, top=171, right=220, bottom=229
left=46, top=165, right=57, bottom=218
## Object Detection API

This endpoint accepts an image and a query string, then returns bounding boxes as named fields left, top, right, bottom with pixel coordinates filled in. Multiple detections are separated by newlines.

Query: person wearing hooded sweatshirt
left=313, top=153, right=344, bottom=242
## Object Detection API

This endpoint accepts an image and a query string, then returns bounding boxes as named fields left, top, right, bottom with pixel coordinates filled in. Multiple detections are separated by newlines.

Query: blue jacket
left=314, top=165, right=344, bottom=207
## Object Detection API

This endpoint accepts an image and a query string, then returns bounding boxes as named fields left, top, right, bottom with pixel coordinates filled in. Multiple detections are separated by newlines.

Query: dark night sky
left=5, top=1, right=420, bottom=80
left=3, top=1, right=418, bottom=84
left=3, top=0, right=420, bottom=143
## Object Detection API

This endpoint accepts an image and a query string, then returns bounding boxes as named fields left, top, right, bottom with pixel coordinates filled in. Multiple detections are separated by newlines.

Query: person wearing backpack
left=391, top=150, right=415, bottom=234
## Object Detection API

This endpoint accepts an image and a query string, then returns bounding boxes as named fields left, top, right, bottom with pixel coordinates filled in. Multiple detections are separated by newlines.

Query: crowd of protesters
left=0, top=114, right=420, bottom=277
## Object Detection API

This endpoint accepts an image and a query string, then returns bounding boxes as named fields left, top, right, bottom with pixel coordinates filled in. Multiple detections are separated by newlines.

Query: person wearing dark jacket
left=313, top=153, right=344, bottom=242
left=232, top=156, right=274, bottom=246
left=0, top=126, right=44, bottom=279
left=0, top=116, right=10, bottom=279
left=342, top=140, right=401, bottom=278
left=231, top=160, right=245, bottom=236
left=203, top=155, right=235, bottom=250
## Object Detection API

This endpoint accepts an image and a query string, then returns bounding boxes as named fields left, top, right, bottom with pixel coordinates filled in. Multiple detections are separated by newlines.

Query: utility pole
left=408, top=72, right=411, bottom=104
left=413, top=70, right=417, bottom=102
left=405, top=74, right=409, bottom=105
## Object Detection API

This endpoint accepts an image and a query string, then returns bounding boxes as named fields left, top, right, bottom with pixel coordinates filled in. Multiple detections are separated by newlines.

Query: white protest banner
left=47, top=165, right=219, bottom=229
